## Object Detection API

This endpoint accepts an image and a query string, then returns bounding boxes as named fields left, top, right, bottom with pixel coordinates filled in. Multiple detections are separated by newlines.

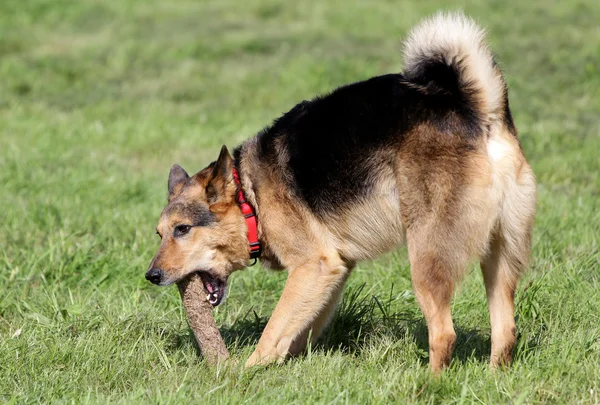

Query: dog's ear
left=206, top=146, right=234, bottom=205
left=168, top=164, right=189, bottom=200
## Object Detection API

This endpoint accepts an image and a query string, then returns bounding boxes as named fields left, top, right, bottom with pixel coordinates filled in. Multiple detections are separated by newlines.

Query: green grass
left=1, top=0, right=599, bottom=403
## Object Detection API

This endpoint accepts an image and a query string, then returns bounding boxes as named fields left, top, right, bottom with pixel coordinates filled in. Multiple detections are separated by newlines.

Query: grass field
left=1, top=0, right=599, bottom=403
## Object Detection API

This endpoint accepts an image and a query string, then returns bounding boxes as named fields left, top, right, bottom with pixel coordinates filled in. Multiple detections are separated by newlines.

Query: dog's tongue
left=198, top=272, right=223, bottom=306
left=199, top=272, right=214, bottom=292
left=199, top=271, right=225, bottom=307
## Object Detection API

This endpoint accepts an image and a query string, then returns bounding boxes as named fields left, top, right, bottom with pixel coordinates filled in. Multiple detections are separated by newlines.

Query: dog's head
left=146, top=146, right=249, bottom=306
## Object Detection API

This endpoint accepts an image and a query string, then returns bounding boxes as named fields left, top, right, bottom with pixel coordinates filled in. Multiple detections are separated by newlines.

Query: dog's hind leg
left=481, top=237, right=519, bottom=369
left=407, top=232, right=461, bottom=373
left=481, top=164, right=536, bottom=368
left=245, top=253, right=351, bottom=367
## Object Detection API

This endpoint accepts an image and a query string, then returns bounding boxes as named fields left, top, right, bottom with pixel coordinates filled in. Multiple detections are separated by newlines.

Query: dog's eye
left=174, top=225, right=192, bottom=237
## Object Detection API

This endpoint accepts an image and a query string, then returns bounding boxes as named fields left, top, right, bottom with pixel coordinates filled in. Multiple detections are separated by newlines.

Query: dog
left=146, top=12, right=536, bottom=372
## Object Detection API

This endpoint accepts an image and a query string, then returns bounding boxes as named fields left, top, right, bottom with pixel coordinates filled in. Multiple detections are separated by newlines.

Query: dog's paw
left=245, top=348, right=282, bottom=368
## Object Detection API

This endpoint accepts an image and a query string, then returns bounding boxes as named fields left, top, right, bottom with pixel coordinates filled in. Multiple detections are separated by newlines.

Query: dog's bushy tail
left=403, top=12, right=507, bottom=125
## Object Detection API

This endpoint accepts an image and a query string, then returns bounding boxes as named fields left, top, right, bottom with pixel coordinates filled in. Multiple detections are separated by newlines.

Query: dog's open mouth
left=197, top=272, right=226, bottom=306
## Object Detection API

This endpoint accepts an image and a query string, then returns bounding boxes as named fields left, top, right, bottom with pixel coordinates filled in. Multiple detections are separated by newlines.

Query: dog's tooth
left=206, top=294, right=211, bottom=302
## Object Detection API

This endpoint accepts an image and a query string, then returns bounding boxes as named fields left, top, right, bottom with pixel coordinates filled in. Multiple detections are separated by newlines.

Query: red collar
left=232, top=168, right=261, bottom=262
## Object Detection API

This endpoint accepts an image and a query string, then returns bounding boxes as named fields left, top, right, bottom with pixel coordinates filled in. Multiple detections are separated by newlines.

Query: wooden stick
left=177, top=273, right=229, bottom=364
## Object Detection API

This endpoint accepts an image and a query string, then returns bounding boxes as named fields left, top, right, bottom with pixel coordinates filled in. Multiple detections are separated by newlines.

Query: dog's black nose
left=145, top=268, right=163, bottom=285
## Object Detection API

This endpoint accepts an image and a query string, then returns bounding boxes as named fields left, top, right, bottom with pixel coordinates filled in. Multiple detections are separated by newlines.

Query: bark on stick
left=177, top=274, right=229, bottom=364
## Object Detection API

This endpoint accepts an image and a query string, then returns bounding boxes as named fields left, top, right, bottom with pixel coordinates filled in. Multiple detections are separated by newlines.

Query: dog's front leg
left=246, top=255, right=350, bottom=367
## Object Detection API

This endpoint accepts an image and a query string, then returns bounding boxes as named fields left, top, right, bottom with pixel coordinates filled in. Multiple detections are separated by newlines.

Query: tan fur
left=329, top=158, right=405, bottom=261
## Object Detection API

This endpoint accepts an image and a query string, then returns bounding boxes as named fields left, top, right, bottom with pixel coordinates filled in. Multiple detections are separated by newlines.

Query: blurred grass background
left=1, top=0, right=599, bottom=403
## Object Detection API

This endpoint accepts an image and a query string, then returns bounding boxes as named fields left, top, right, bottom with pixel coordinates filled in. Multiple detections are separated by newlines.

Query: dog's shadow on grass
left=314, top=285, right=493, bottom=366
left=408, top=321, right=492, bottom=366
left=166, top=311, right=267, bottom=358
left=173, top=285, right=494, bottom=366
left=220, top=311, right=268, bottom=350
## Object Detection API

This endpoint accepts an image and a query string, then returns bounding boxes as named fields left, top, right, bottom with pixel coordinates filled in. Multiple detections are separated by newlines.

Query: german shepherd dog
left=146, top=13, right=536, bottom=372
